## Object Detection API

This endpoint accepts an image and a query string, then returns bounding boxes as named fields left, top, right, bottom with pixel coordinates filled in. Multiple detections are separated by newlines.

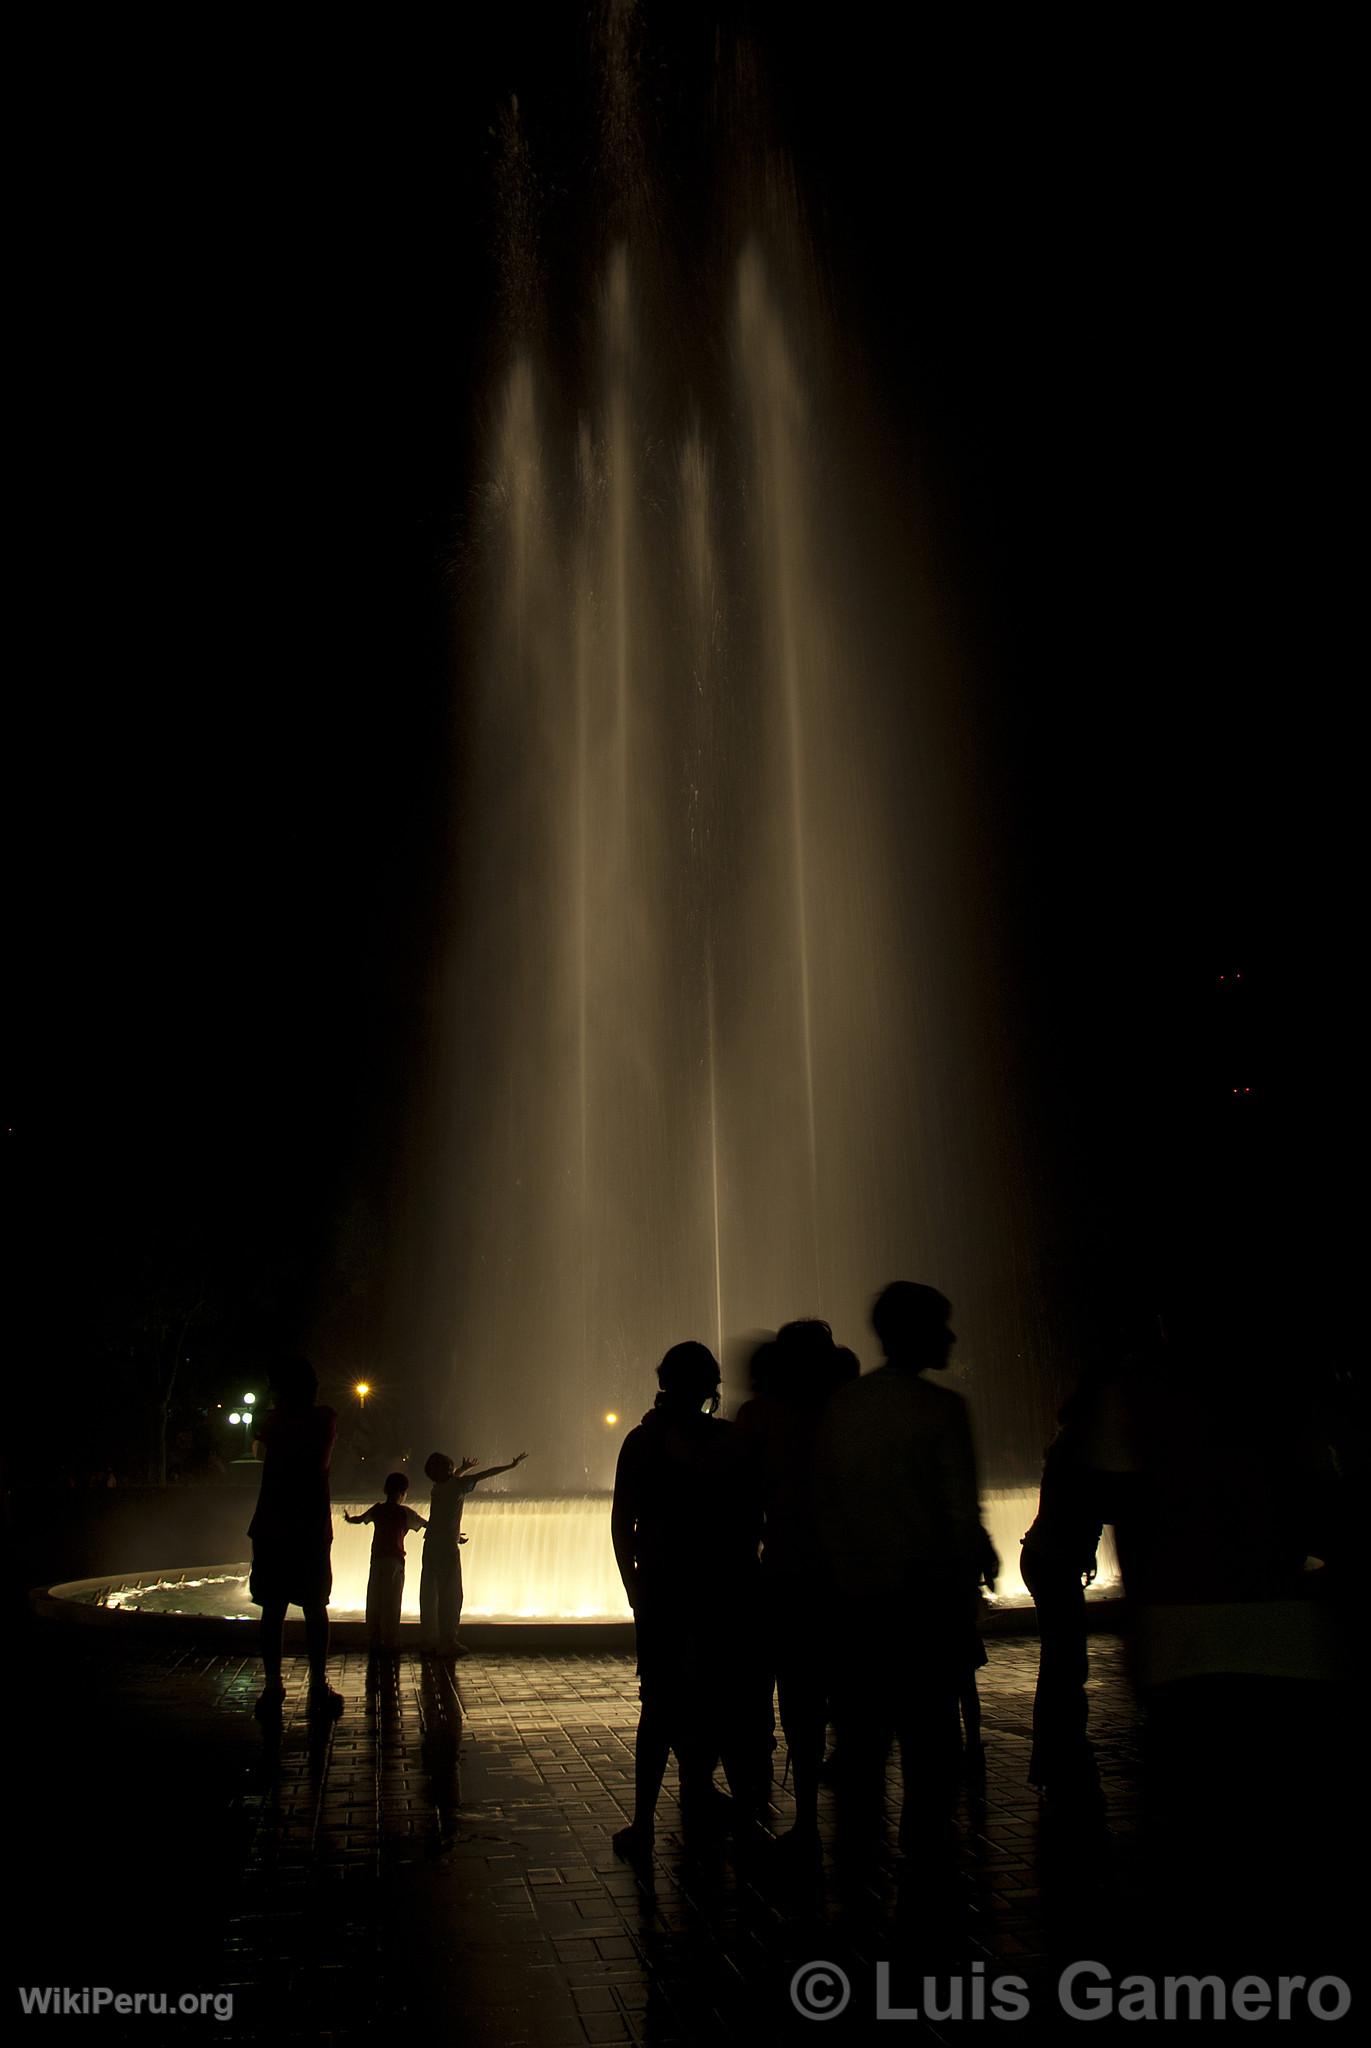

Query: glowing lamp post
left=226, top=1392, right=257, bottom=1453
left=352, top=1381, right=374, bottom=1469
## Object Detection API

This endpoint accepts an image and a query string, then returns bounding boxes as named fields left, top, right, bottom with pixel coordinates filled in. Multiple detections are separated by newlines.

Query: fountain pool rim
left=29, top=1566, right=642, bottom=1651
left=31, top=1564, right=1123, bottom=1649
left=29, top=1488, right=1124, bottom=1648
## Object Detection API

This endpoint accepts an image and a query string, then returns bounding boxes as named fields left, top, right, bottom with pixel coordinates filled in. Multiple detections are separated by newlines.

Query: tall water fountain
left=31, top=19, right=1116, bottom=1649
left=390, top=15, right=1060, bottom=1513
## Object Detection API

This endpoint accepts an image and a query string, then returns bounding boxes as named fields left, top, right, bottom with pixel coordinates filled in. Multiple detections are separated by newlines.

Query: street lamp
left=226, top=1395, right=259, bottom=1454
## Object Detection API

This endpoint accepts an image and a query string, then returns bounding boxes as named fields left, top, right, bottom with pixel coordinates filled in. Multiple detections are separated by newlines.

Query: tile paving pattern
left=30, top=1628, right=1362, bottom=2041
left=11, top=1632, right=1155, bottom=2041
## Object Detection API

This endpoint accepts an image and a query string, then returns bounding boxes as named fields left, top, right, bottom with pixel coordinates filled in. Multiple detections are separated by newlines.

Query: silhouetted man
left=1020, top=1382, right=1109, bottom=1804
left=735, top=1319, right=855, bottom=1860
left=1099, top=1302, right=1350, bottom=1973
left=821, top=1283, right=997, bottom=1858
left=249, top=1355, right=342, bottom=1719
left=611, top=1341, right=766, bottom=1860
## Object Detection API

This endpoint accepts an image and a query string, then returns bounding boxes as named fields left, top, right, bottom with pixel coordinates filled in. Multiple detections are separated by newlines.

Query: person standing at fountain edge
left=345, top=1472, right=427, bottom=1653
left=734, top=1322, right=857, bottom=1863
left=248, top=1355, right=342, bottom=1719
left=420, top=1447, right=528, bottom=1654
left=610, top=1342, right=769, bottom=1863
left=820, top=1284, right=998, bottom=1862
left=1019, top=1350, right=1124, bottom=1809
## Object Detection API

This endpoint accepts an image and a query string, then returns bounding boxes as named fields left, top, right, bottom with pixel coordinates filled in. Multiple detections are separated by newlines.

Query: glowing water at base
left=325, top=1490, right=1116, bottom=1618
left=332, top=1495, right=631, bottom=1621
left=84, top=1495, right=1119, bottom=1622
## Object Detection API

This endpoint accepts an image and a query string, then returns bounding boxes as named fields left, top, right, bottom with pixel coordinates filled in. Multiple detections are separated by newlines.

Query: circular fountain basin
left=32, top=1489, right=1122, bottom=1646
left=35, top=1496, right=637, bottom=1650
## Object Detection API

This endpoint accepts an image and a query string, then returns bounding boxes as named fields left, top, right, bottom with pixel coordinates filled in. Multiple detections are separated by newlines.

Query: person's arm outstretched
left=463, top=1451, right=529, bottom=1486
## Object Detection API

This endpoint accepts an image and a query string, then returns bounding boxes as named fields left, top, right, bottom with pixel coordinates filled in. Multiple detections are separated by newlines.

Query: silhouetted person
left=611, top=1341, right=766, bottom=1861
left=1020, top=1377, right=1110, bottom=1803
left=345, top=1470, right=427, bottom=1652
left=832, top=1344, right=861, bottom=1391
left=735, top=1319, right=853, bottom=1861
left=958, top=1592, right=989, bottom=1776
left=1098, top=1301, right=1351, bottom=1972
left=248, top=1355, right=341, bottom=1719
left=420, top=1447, right=527, bottom=1654
left=821, top=1283, right=998, bottom=1859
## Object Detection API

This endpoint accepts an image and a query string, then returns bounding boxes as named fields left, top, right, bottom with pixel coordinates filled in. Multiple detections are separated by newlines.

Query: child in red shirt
left=345, top=1472, right=427, bottom=1650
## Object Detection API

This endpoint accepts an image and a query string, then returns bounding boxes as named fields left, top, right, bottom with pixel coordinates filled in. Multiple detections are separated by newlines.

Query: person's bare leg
left=444, top=1552, right=466, bottom=1654
left=776, top=1662, right=825, bottom=1847
left=792, top=1748, right=822, bottom=1836
left=304, top=1603, right=342, bottom=1715
left=419, top=1552, right=437, bottom=1648
left=259, top=1605, right=286, bottom=1687
left=615, top=1703, right=669, bottom=1861
left=961, top=1676, right=984, bottom=1768
left=305, top=1602, right=329, bottom=1685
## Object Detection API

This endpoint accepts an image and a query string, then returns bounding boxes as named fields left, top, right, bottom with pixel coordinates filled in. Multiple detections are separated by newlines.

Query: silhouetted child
left=420, top=1448, right=528, bottom=1654
left=345, top=1472, right=426, bottom=1651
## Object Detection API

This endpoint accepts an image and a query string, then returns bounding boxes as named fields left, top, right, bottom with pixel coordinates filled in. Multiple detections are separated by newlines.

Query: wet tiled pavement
left=16, top=1618, right=1367, bottom=2041
left=10, top=1631, right=1166, bottom=2041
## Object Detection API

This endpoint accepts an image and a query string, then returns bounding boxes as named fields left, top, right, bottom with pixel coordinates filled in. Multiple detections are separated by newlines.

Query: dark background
left=8, top=6, right=1347, bottom=1484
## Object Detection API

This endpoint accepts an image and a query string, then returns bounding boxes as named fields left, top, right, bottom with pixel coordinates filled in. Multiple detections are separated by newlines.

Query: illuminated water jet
left=384, top=34, right=1067, bottom=1506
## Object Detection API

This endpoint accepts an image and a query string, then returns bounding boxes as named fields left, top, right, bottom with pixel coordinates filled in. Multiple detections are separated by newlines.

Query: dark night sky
left=9, top=6, right=1348, bottom=1439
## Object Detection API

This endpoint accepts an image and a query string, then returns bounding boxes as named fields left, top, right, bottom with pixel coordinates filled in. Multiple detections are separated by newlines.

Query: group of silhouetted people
left=607, top=1276, right=1354, bottom=1937
left=246, top=1356, right=526, bottom=1717
left=610, top=1281, right=1001, bottom=1869
left=244, top=1288, right=1354, bottom=1955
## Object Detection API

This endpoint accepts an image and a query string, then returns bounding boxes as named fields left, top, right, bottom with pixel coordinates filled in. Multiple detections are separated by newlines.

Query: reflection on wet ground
left=24, top=1634, right=1353, bottom=2042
